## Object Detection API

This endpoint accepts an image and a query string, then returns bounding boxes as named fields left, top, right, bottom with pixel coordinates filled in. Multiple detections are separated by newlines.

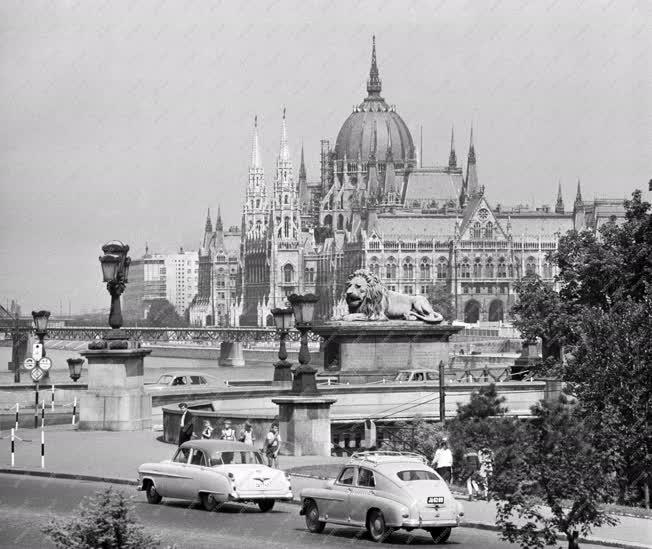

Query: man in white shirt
left=432, top=438, right=453, bottom=483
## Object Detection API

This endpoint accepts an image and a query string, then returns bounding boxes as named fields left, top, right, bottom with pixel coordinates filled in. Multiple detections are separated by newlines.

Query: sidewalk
left=0, top=425, right=649, bottom=549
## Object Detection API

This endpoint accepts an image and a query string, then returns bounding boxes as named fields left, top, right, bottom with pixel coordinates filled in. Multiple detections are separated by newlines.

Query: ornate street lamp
left=66, top=358, right=84, bottom=382
left=287, top=293, right=320, bottom=395
left=31, top=310, right=50, bottom=345
left=271, top=306, right=294, bottom=383
left=99, top=240, right=131, bottom=333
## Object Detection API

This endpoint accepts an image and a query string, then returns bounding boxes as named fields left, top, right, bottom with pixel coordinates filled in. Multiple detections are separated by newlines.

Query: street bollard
left=10, top=428, right=15, bottom=467
left=15, top=403, right=19, bottom=431
left=72, top=397, right=77, bottom=426
left=51, top=385, right=55, bottom=411
left=41, top=401, right=45, bottom=429
left=34, top=383, right=40, bottom=429
left=41, top=429, right=45, bottom=469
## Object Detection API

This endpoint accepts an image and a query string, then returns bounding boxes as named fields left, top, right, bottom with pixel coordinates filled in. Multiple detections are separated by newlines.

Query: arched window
left=256, top=198, right=260, bottom=208
left=323, top=214, right=332, bottom=227
left=386, top=257, right=397, bottom=279
left=419, top=258, right=431, bottom=280
left=464, top=300, right=480, bottom=323
left=486, top=257, right=494, bottom=278
left=437, top=257, right=448, bottom=279
left=497, top=257, right=507, bottom=278
left=304, top=267, right=315, bottom=283
left=525, top=256, right=536, bottom=276
left=473, top=257, right=482, bottom=277
left=543, top=261, right=552, bottom=278
left=283, top=217, right=290, bottom=238
left=283, top=264, right=294, bottom=283
left=484, top=222, right=493, bottom=239
left=508, top=263, right=514, bottom=278
left=369, top=257, right=380, bottom=277
left=460, top=258, right=471, bottom=279
left=284, top=194, right=289, bottom=205
left=488, top=299, right=504, bottom=322
left=337, top=214, right=344, bottom=230
left=472, top=222, right=482, bottom=239
left=403, top=257, right=414, bottom=279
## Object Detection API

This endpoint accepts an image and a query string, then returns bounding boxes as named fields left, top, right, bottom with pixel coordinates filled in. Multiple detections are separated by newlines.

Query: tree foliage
left=492, top=398, right=618, bottom=549
left=144, top=299, right=188, bottom=327
left=426, top=284, right=455, bottom=321
left=43, top=487, right=159, bottom=549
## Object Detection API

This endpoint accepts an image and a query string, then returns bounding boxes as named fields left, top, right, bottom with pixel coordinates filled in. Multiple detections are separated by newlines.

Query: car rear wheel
left=145, top=483, right=162, bottom=504
left=201, top=493, right=222, bottom=512
left=429, top=527, right=452, bottom=543
left=304, top=499, right=326, bottom=533
left=257, top=499, right=275, bottom=512
left=367, top=509, right=394, bottom=542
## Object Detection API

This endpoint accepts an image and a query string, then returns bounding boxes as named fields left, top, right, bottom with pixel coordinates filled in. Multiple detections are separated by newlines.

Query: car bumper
left=229, top=491, right=293, bottom=501
left=400, top=517, right=460, bottom=529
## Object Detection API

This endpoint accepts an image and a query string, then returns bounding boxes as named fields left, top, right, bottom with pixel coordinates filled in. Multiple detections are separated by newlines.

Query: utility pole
left=439, top=360, right=446, bottom=423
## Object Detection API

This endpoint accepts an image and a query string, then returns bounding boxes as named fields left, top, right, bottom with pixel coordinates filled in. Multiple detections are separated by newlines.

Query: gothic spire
left=555, top=181, right=565, bottom=214
left=279, top=107, right=290, bottom=162
left=448, top=126, right=457, bottom=168
left=205, top=208, right=213, bottom=233
left=468, top=125, right=476, bottom=164
left=466, top=126, right=479, bottom=196
left=366, top=35, right=382, bottom=97
left=575, top=179, right=583, bottom=206
left=299, top=143, right=306, bottom=181
left=216, top=205, right=223, bottom=231
left=251, top=115, right=261, bottom=168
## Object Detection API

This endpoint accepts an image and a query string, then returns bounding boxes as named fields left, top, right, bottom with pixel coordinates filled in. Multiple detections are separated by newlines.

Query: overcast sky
left=1, top=0, right=650, bottom=314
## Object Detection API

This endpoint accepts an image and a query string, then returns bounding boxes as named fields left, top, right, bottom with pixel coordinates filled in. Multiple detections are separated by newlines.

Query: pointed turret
left=205, top=208, right=213, bottom=233
left=555, top=181, right=565, bottom=214
left=251, top=115, right=261, bottom=168
left=279, top=107, right=290, bottom=162
left=366, top=35, right=382, bottom=98
left=299, top=143, right=306, bottom=181
left=465, top=126, right=479, bottom=197
left=448, top=126, right=457, bottom=169
left=216, top=205, right=223, bottom=232
left=298, top=143, right=310, bottom=212
left=574, top=179, right=583, bottom=208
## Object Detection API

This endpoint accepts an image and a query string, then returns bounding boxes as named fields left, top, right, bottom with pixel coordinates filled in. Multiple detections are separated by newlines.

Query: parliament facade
left=188, top=38, right=624, bottom=327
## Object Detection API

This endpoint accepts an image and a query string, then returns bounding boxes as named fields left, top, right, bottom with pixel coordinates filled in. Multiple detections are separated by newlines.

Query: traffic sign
left=33, top=343, right=43, bottom=361
left=39, top=357, right=52, bottom=371
left=23, top=357, right=36, bottom=370
left=31, top=368, right=44, bottom=382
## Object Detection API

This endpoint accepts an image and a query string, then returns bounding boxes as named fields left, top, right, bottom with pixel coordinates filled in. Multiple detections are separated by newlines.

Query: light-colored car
left=394, top=369, right=439, bottom=383
left=137, top=440, right=293, bottom=512
left=299, top=451, right=463, bottom=543
left=145, top=372, right=212, bottom=390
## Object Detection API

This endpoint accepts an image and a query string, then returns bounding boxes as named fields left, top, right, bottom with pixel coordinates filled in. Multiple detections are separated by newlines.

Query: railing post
left=439, top=360, right=446, bottom=424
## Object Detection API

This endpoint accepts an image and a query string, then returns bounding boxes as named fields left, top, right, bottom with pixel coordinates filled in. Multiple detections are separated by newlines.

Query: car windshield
left=394, top=372, right=411, bottom=382
left=156, top=375, right=173, bottom=385
left=397, top=470, right=440, bottom=481
left=208, top=450, right=264, bottom=466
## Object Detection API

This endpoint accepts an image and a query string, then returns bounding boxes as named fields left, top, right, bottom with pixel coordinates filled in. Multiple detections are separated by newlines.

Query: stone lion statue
left=341, top=268, right=444, bottom=323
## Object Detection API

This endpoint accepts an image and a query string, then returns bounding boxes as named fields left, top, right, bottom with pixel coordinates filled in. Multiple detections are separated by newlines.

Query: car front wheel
left=258, top=499, right=275, bottom=512
left=367, top=509, right=394, bottom=542
left=429, top=527, right=452, bottom=543
left=145, top=483, right=162, bottom=504
left=304, top=499, right=326, bottom=533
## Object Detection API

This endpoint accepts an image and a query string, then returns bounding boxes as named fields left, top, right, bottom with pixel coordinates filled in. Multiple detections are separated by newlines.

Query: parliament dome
left=334, top=38, right=415, bottom=166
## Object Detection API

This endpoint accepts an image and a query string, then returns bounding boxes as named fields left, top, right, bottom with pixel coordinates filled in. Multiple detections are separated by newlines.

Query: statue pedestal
left=272, top=396, right=337, bottom=457
left=313, top=321, right=463, bottom=379
left=219, top=342, right=245, bottom=367
left=79, top=348, right=152, bottom=431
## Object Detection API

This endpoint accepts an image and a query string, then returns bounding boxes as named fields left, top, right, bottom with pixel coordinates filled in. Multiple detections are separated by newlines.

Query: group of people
left=431, top=437, right=494, bottom=501
left=176, top=402, right=282, bottom=468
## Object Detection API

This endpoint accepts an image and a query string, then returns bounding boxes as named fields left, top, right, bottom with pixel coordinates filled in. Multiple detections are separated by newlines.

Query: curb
left=1, top=468, right=650, bottom=549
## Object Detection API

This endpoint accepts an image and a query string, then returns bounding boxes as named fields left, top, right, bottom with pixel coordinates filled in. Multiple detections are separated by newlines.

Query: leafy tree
left=426, top=283, right=455, bottom=321
left=145, top=299, right=187, bottom=327
left=492, top=398, right=618, bottom=549
left=43, top=487, right=159, bottom=549
left=454, top=383, right=508, bottom=421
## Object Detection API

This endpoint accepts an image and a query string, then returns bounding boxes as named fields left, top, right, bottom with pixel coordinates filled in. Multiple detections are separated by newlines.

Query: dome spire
left=251, top=115, right=261, bottom=168
left=366, top=35, right=382, bottom=97
left=279, top=107, right=290, bottom=162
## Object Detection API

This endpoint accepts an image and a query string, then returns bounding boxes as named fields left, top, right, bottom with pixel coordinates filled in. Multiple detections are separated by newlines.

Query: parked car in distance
left=145, top=372, right=214, bottom=390
left=137, top=440, right=293, bottom=512
left=300, top=451, right=463, bottom=543
left=394, top=369, right=439, bottom=383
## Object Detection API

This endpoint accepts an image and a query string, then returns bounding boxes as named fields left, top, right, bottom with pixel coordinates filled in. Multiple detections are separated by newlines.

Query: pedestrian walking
left=177, top=403, right=193, bottom=447
left=462, top=450, right=482, bottom=501
left=220, top=419, right=236, bottom=441
left=238, top=421, right=255, bottom=446
left=263, top=423, right=281, bottom=468
left=201, top=420, right=214, bottom=439
left=478, top=447, right=494, bottom=499
left=431, top=438, right=453, bottom=483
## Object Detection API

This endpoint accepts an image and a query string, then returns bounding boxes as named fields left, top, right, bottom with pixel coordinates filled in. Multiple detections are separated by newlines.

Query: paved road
left=0, top=474, right=618, bottom=549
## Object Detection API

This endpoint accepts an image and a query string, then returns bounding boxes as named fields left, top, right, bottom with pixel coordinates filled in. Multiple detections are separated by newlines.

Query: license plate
left=427, top=496, right=444, bottom=504
left=256, top=480, right=271, bottom=488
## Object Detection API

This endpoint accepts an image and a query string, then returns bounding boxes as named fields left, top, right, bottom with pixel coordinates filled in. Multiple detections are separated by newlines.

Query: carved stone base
left=272, top=396, right=337, bottom=456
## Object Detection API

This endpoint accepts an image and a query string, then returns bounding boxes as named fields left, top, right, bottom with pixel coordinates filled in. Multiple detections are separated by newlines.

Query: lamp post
left=31, top=310, right=51, bottom=382
left=287, top=293, right=320, bottom=395
left=271, top=306, right=294, bottom=384
left=66, top=358, right=84, bottom=382
left=97, top=241, right=131, bottom=345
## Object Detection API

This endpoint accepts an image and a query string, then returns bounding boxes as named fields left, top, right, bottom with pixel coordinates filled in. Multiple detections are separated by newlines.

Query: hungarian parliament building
left=125, top=39, right=624, bottom=327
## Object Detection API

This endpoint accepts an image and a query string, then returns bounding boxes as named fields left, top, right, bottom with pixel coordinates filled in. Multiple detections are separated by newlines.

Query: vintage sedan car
left=394, top=369, right=439, bottom=383
left=300, top=451, right=463, bottom=543
left=145, top=372, right=213, bottom=390
left=137, top=440, right=293, bottom=512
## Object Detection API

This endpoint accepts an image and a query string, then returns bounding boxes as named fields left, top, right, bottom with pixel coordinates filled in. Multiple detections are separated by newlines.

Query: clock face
left=478, top=208, right=489, bottom=220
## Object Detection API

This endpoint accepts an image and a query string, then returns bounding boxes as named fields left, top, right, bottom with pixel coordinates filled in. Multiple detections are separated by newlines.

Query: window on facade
left=386, top=259, right=397, bottom=279
left=421, top=286, right=428, bottom=294
left=419, top=258, right=431, bottom=280
left=369, top=261, right=380, bottom=276
left=256, top=199, right=260, bottom=208
left=460, top=259, right=471, bottom=278
left=463, top=285, right=469, bottom=294
left=543, top=262, right=552, bottom=278
left=488, top=285, right=493, bottom=294
left=475, top=285, right=481, bottom=293
left=403, top=258, right=414, bottom=279
left=284, top=217, right=290, bottom=238
left=283, top=264, right=294, bottom=283
left=304, top=267, right=315, bottom=283
left=525, top=257, right=536, bottom=276
left=486, top=258, right=494, bottom=278
left=497, top=258, right=507, bottom=278
left=473, top=258, right=482, bottom=277
left=485, top=222, right=493, bottom=239
left=437, top=257, right=448, bottom=279
left=284, top=195, right=289, bottom=205
left=472, top=222, right=482, bottom=239
left=404, top=286, right=413, bottom=294
left=337, top=214, right=344, bottom=230
left=508, top=264, right=514, bottom=277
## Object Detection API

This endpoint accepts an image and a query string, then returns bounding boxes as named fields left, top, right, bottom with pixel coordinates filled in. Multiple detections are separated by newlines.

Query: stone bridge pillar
left=218, top=341, right=245, bottom=367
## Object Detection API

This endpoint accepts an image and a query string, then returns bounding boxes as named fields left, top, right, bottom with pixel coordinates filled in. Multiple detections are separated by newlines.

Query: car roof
left=180, top=440, right=256, bottom=453
left=159, top=372, right=208, bottom=377
left=346, top=451, right=430, bottom=469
